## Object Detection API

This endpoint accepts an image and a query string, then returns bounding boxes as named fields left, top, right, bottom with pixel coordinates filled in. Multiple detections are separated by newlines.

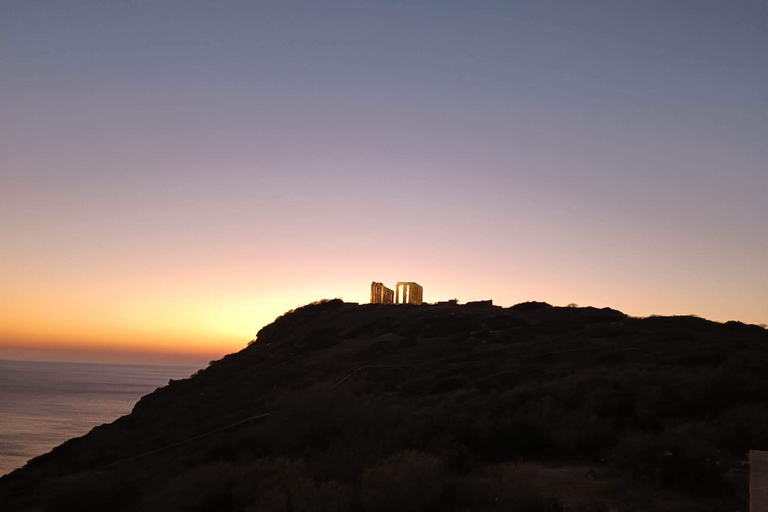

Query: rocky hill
left=1, top=299, right=767, bottom=511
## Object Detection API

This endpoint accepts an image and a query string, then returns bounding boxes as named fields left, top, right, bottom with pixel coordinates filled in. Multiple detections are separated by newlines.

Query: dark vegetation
left=1, top=299, right=767, bottom=511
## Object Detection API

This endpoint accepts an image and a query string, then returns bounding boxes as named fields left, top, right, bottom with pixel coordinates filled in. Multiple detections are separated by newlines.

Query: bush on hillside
left=361, top=451, right=446, bottom=512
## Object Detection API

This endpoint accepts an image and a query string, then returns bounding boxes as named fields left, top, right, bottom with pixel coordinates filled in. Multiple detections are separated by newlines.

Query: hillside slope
left=1, top=300, right=767, bottom=511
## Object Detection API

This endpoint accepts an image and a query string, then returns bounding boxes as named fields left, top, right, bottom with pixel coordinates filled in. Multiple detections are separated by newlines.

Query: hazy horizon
left=1, top=296, right=765, bottom=365
left=0, top=346, right=211, bottom=366
left=2, top=1, right=766, bottom=365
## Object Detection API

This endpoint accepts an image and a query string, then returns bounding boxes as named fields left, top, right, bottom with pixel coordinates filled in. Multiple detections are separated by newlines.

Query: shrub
left=361, top=451, right=446, bottom=512
left=615, top=429, right=730, bottom=497
left=456, top=464, right=566, bottom=512
left=142, top=459, right=355, bottom=512
left=510, top=301, right=553, bottom=312
left=46, top=472, right=138, bottom=512
left=141, top=462, right=245, bottom=512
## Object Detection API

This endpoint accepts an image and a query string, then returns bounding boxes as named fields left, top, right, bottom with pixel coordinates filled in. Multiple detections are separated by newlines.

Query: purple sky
left=1, top=1, right=766, bottom=363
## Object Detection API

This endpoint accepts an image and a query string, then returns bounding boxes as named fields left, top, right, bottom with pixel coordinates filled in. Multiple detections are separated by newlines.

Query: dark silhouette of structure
left=751, top=450, right=768, bottom=512
left=465, top=299, right=494, bottom=308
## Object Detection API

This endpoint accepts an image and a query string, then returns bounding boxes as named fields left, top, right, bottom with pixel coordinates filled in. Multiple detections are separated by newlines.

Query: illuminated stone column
left=371, top=282, right=394, bottom=304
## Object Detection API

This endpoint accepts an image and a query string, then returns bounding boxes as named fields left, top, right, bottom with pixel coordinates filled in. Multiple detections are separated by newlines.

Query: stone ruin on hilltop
left=370, top=281, right=423, bottom=305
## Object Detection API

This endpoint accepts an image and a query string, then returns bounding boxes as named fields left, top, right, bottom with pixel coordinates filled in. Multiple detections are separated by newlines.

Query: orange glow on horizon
left=2, top=260, right=766, bottom=366
left=1, top=211, right=765, bottom=365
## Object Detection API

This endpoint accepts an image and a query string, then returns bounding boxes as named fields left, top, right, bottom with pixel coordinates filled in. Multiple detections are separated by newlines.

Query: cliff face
left=2, top=299, right=767, bottom=511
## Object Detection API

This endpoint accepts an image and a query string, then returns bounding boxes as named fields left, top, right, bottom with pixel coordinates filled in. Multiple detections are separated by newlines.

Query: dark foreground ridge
left=2, top=300, right=767, bottom=511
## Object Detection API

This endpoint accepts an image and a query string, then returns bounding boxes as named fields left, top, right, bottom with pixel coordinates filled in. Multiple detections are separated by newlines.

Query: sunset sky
left=2, top=1, right=766, bottom=365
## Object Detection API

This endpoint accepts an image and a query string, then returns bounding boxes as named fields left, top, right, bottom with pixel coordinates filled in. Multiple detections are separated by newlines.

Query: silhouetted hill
left=2, top=300, right=767, bottom=511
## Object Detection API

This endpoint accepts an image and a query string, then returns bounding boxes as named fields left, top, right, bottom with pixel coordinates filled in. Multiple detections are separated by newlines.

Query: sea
left=0, top=359, right=201, bottom=476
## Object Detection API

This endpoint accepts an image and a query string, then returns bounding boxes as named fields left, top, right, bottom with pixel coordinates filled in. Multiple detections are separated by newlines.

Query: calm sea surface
left=0, top=359, right=200, bottom=476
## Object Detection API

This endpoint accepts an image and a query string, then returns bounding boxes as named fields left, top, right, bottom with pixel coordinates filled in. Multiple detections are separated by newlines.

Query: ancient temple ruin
left=396, top=282, right=423, bottom=305
left=370, top=281, right=423, bottom=305
left=370, top=282, right=394, bottom=304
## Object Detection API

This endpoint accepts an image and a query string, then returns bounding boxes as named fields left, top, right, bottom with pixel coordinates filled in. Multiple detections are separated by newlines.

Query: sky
left=1, top=0, right=766, bottom=365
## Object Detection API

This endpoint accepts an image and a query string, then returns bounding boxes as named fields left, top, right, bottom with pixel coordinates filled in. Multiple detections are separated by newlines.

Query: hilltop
left=1, top=300, right=767, bottom=511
